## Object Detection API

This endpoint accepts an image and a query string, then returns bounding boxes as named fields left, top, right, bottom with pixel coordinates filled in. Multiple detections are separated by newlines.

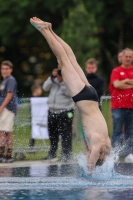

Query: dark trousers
left=29, top=138, right=35, bottom=147
left=48, top=109, right=74, bottom=160
left=112, top=108, right=133, bottom=156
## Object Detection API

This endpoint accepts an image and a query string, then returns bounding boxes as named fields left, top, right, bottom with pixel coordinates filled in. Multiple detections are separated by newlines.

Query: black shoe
left=42, top=155, right=58, bottom=162
left=60, top=157, right=70, bottom=163
left=4, top=157, right=14, bottom=163
left=0, top=156, right=5, bottom=163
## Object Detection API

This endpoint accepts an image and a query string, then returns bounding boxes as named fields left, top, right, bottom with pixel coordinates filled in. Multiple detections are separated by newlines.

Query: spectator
left=31, top=83, right=42, bottom=97
left=109, top=50, right=124, bottom=142
left=109, top=48, right=133, bottom=153
left=42, top=67, right=74, bottom=162
left=0, top=60, right=17, bottom=163
left=117, top=50, right=125, bottom=141
left=29, top=83, right=42, bottom=147
left=85, top=58, right=104, bottom=105
left=109, top=50, right=123, bottom=94
left=117, top=50, right=123, bottom=64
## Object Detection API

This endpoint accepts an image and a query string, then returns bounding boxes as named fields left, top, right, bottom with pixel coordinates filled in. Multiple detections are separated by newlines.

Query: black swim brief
left=72, top=85, right=99, bottom=103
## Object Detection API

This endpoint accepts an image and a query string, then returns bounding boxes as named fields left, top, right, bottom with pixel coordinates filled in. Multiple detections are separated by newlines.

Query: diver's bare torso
left=76, top=100, right=108, bottom=149
left=62, top=75, right=109, bottom=151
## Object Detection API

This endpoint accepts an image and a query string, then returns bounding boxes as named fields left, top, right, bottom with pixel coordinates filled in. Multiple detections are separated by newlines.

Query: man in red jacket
left=109, top=48, right=133, bottom=155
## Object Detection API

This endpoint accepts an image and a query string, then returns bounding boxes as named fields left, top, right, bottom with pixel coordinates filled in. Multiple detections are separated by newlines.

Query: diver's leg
left=50, top=28, right=90, bottom=86
left=30, top=17, right=85, bottom=96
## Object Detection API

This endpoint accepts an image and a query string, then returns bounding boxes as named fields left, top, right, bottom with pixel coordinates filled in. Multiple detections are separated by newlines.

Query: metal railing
left=13, top=98, right=80, bottom=159
left=13, top=96, right=111, bottom=159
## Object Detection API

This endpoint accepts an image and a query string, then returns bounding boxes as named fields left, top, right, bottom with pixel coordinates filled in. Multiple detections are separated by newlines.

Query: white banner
left=30, top=97, right=49, bottom=139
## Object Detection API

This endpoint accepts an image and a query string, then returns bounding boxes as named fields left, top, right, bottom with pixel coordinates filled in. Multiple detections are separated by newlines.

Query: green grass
left=101, top=99, right=112, bottom=138
left=13, top=99, right=112, bottom=161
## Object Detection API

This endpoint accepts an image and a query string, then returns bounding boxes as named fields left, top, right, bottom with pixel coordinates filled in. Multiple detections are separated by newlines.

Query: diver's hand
left=87, top=134, right=111, bottom=174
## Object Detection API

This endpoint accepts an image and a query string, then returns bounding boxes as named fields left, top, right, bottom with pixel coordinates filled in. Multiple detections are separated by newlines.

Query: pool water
left=1, top=188, right=133, bottom=200
left=0, top=162, right=133, bottom=200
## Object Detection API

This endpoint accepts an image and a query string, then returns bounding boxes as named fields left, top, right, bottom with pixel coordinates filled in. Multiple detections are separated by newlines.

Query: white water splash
left=75, top=149, right=120, bottom=180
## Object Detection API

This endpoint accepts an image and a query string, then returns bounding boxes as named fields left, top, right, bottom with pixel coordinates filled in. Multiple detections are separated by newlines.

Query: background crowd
left=0, top=0, right=133, bottom=163
left=1, top=48, right=133, bottom=163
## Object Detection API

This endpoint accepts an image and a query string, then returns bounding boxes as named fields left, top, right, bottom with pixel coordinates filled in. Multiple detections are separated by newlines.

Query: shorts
left=0, top=108, right=15, bottom=132
left=72, top=85, right=99, bottom=103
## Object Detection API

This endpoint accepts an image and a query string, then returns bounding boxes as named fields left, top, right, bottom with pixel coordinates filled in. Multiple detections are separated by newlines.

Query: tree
left=1, top=0, right=133, bottom=95
left=0, top=0, right=75, bottom=96
left=83, top=0, right=133, bottom=72
left=61, top=2, right=100, bottom=69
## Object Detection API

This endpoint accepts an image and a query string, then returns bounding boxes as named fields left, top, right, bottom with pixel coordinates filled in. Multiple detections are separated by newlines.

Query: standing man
left=0, top=60, right=17, bottom=162
left=83, top=58, right=104, bottom=165
left=29, top=83, right=42, bottom=147
left=85, top=58, right=104, bottom=104
left=43, top=67, right=74, bottom=162
left=109, top=50, right=124, bottom=142
left=109, top=50, right=123, bottom=94
left=109, top=48, right=133, bottom=152
left=117, top=50, right=123, bottom=65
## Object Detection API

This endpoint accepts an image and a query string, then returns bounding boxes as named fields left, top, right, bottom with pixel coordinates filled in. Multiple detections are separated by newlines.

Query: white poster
left=30, top=97, right=49, bottom=139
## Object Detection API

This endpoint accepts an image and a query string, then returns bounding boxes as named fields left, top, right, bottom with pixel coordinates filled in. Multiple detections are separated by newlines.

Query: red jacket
left=109, top=65, right=133, bottom=109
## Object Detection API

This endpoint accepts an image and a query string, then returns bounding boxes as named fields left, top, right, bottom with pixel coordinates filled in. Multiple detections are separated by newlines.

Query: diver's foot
left=30, top=17, right=51, bottom=31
